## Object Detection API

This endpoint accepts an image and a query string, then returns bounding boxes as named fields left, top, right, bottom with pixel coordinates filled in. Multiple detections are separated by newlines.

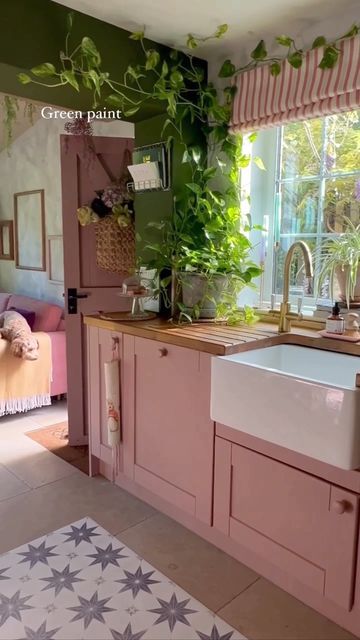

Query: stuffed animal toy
left=0, top=310, right=39, bottom=361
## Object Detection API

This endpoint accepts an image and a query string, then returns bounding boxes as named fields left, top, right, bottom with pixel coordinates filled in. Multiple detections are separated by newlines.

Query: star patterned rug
left=0, top=518, right=244, bottom=640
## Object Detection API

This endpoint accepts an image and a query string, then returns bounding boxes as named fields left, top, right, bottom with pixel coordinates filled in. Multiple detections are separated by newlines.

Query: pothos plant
left=17, top=13, right=359, bottom=322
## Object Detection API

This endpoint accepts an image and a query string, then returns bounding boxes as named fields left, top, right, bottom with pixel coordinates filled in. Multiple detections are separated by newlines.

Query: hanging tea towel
left=104, top=345, right=121, bottom=481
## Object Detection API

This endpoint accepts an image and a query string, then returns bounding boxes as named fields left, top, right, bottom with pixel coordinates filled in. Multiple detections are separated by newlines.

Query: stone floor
left=0, top=402, right=356, bottom=640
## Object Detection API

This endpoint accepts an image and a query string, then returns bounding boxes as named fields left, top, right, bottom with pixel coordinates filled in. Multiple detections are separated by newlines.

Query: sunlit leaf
left=31, top=63, right=57, bottom=78
left=275, top=35, right=293, bottom=47
left=129, top=31, right=145, bottom=40
left=18, top=73, right=32, bottom=84
left=81, top=37, right=101, bottom=65
left=186, top=34, right=198, bottom=49
left=61, top=70, right=79, bottom=90
left=145, top=49, right=160, bottom=70
left=215, top=24, right=228, bottom=39
left=253, top=156, right=266, bottom=171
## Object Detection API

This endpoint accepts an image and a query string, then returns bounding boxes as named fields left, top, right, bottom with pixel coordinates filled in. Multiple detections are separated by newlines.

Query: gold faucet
left=278, top=241, right=313, bottom=333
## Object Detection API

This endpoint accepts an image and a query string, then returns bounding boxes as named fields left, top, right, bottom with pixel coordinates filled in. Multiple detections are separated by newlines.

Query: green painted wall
left=1, top=0, right=206, bottom=264
left=1, top=0, right=168, bottom=119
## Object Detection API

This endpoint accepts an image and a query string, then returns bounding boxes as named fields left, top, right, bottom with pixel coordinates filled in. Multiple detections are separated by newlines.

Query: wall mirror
left=14, top=189, right=46, bottom=271
left=0, top=220, right=14, bottom=260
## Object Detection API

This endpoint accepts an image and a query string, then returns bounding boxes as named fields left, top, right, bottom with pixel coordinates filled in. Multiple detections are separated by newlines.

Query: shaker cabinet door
left=214, top=437, right=359, bottom=611
left=122, top=336, right=214, bottom=523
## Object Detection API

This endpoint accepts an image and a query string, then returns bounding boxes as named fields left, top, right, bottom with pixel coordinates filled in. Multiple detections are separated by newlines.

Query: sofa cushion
left=0, top=293, right=11, bottom=313
left=9, top=307, right=36, bottom=330
left=6, top=295, right=63, bottom=332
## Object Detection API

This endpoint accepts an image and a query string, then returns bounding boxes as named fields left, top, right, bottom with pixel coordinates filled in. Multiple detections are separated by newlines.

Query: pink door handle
left=331, top=500, right=348, bottom=514
left=158, top=348, right=168, bottom=357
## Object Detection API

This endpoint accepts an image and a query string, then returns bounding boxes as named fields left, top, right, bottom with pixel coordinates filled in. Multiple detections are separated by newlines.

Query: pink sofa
left=0, top=293, right=67, bottom=396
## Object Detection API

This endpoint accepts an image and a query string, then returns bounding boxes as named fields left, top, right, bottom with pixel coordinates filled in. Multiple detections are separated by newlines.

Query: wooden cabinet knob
left=158, top=347, right=168, bottom=357
left=331, top=500, right=347, bottom=514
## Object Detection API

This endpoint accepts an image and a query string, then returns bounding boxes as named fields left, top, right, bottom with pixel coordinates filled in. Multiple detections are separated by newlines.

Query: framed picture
left=14, top=189, right=46, bottom=271
left=0, top=220, right=14, bottom=260
left=48, top=235, right=64, bottom=283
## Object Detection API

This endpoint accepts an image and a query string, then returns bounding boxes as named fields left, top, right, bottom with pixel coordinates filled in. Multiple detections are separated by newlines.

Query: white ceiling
left=54, top=0, right=360, bottom=58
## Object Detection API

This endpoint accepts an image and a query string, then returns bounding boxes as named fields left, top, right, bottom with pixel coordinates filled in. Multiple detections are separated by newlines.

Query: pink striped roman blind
left=230, top=35, right=360, bottom=133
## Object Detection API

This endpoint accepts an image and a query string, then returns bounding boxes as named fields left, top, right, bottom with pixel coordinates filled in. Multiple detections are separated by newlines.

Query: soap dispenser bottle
left=326, top=302, right=344, bottom=334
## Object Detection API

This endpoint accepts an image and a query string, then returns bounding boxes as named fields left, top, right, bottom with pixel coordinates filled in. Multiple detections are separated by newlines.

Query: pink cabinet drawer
left=122, top=336, right=214, bottom=523
left=214, top=437, right=359, bottom=611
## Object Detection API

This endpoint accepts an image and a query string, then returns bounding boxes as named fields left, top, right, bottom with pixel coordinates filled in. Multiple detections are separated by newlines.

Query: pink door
left=61, top=135, right=134, bottom=445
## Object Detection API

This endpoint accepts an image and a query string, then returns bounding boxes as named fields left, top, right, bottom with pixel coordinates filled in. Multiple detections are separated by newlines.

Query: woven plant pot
left=95, top=216, right=135, bottom=275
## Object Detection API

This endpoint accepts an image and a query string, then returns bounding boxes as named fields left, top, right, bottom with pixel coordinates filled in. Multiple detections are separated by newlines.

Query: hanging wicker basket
left=95, top=216, right=136, bottom=275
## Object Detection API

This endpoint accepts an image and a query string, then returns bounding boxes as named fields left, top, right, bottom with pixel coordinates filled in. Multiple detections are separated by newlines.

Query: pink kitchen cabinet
left=214, top=437, right=359, bottom=611
left=122, top=335, right=214, bottom=524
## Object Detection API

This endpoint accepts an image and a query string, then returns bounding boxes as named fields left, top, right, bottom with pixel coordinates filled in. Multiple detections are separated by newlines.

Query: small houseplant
left=317, top=217, right=360, bottom=307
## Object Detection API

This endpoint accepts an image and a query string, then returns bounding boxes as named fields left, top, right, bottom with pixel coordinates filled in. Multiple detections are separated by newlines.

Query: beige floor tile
left=0, top=435, right=77, bottom=488
left=118, top=512, right=259, bottom=612
left=0, top=473, right=155, bottom=553
left=0, top=463, right=30, bottom=501
left=218, top=578, right=356, bottom=640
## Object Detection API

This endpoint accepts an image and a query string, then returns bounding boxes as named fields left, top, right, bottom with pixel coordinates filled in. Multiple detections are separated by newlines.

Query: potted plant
left=18, top=13, right=354, bottom=321
left=145, top=143, right=262, bottom=322
left=317, top=217, right=360, bottom=308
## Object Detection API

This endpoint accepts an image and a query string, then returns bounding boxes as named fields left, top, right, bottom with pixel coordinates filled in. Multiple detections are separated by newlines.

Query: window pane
left=281, top=119, right=323, bottom=179
left=274, top=237, right=316, bottom=296
left=325, top=110, right=360, bottom=174
left=280, top=181, right=319, bottom=234
left=323, top=175, right=360, bottom=232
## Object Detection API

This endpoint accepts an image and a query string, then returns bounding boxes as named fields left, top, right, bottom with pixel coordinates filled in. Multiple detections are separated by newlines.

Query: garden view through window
left=272, top=109, right=360, bottom=306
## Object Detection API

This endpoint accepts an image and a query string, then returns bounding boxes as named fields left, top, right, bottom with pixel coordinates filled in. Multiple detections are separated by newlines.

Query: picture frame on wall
left=0, top=220, right=14, bottom=260
left=47, top=235, right=64, bottom=284
left=14, top=189, right=46, bottom=271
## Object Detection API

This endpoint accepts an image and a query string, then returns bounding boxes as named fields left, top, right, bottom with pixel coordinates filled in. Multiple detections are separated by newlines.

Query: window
left=251, top=110, right=360, bottom=306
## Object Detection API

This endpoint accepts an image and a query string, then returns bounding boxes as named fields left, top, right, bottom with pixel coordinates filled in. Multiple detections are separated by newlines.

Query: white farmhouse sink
left=211, top=345, right=360, bottom=470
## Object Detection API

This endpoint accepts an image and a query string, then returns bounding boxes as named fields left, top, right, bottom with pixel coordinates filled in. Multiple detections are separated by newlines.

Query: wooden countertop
left=84, top=314, right=360, bottom=358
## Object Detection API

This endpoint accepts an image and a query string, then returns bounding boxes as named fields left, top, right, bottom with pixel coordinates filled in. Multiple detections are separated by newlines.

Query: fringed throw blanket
left=0, top=332, right=52, bottom=416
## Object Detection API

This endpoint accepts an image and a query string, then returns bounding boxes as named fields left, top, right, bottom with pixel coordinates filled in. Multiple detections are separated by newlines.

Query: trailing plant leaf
left=343, top=24, right=359, bottom=38
left=124, top=106, right=140, bottom=116
left=61, top=69, right=79, bottom=90
left=129, top=30, right=145, bottom=40
left=66, top=10, right=74, bottom=32
left=288, top=51, right=303, bottom=68
left=312, top=35, right=327, bottom=48
left=251, top=40, right=267, bottom=61
left=81, top=37, right=101, bottom=64
left=186, top=34, right=198, bottom=49
left=218, top=59, right=236, bottom=78
left=275, top=35, right=293, bottom=47
left=270, top=61, right=281, bottom=76
left=215, top=24, right=228, bottom=38
left=253, top=156, right=266, bottom=170
left=18, top=73, right=32, bottom=84
left=145, top=49, right=160, bottom=70
left=319, top=45, right=339, bottom=69
left=31, top=62, right=57, bottom=77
